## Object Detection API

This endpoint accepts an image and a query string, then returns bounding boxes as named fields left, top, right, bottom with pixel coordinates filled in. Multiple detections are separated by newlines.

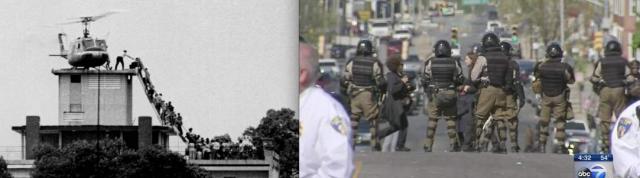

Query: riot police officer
left=500, top=41, right=526, bottom=152
left=590, top=40, right=631, bottom=153
left=470, top=33, right=513, bottom=152
left=342, top=39, right=386, bottom=151
left=534, top=43, right=575, bottom=153
left=422, top=40, right=465, bottom=152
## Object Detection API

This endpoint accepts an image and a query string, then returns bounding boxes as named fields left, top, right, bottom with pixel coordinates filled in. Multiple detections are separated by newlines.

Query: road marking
left=352, top=160, right=362, bottom=178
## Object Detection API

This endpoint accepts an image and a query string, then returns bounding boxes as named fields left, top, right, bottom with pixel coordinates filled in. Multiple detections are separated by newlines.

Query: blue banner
left=574, top=154, right=613, bottom=162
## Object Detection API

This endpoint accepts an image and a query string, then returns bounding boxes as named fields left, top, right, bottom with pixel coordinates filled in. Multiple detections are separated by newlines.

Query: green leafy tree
left=32, top=139, right=206, bottom=178
left=300, top=0, right=338, bottom=45
left=496, top=0, right=596, bottom=45
left=0, top=156, right=12, bottom=178
left=245, top=108, right=298, bottom=178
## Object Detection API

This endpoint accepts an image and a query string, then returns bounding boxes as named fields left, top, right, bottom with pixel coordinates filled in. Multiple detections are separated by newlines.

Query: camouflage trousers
left=598, top=87, right=626, bottom=153
left=539, top=93, right=570, bottom=146
left=505, top=94, right=520, bottom=151
left=486, top=94, right=520, bottom=151
left=473, top=86, right=509, bottom=150
left=349, top=91, right=379, bottom=150
left=425, top=89, right=458, bottom=149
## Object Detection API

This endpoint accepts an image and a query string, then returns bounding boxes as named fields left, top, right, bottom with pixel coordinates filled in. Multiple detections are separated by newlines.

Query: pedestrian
left=156, top=93, right=165, bottom=113
left=533, top=43, right=575, bottom=153
left=147, top=83, right=155, bottom=100
left=377, top=55, right=413, bottom=152
left=471, top=33, right=513, bottom=153
left=299, top=41, right=353, bottom=177
left=611, top=102, right=640, bottom=177
left=143, top=68, right=151, bottom=85
left=176, top=113, right=183, bottom=135
left=458, top=44, right=481, bottom=152
left=186, top=128, right=194, bottom=143
left=590, top=40, right=631, bottom=153
left=627, top=60, right=640, bottom=104
left=115, top=56, right=125, bottom=70
left=341, top=39, right=386, bottom=151
left=422, top=40, right=465, bottom=152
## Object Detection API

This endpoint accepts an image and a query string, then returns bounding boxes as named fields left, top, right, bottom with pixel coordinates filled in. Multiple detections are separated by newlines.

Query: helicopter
left=50, top=12, right=117, bottom=69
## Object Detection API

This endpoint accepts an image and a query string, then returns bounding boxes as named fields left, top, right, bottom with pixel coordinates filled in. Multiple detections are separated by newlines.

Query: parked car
left=515, top=59, right=535, bottom=84
left=561, top=120, right=596, bottom=154
left=387, top=39, right=403, bottom=57
left=319, top=58, right=340, bottom=78
left=392, top=29, right=412, bottom=40
left=398, top=20, right=415, bottom=32
left=369, top=19, right=392, bottom=38
left=330, top=44, right=354, bottom=59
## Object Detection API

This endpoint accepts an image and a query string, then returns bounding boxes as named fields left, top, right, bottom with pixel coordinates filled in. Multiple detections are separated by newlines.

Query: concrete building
left=7, top=68, right=281, bottom=178
left=608, top=0, right=637, bottom=59
left=53, top=69, right=135, bottom=126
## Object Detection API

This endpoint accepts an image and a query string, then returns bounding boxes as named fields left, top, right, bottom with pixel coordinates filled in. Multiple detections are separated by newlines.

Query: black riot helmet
left=356, top=39, right=374, bottom=56
left=499, top=41, right=512, bottom=57
left=481, top=33, right=500, bottom=48
left=433, top=40, right=452, bottom=57
left=546, top=43, right=563, bottom=58
left=605, top=40, right=622, bottom=54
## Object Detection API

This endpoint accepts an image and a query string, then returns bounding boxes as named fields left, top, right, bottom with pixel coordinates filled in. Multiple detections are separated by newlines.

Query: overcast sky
left=0, top=0, right=297, bottom=156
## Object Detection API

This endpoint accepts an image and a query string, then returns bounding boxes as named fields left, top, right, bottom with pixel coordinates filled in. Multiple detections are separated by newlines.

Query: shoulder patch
left=617, top=117, right=633, bottom=139
left=330, top=116, right=348, bottom=136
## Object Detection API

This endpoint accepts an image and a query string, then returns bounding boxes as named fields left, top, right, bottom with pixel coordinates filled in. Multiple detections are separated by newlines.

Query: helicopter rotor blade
left=57, top=20, right=84, bottom=25
left=91, top=11, right=118, bottom=21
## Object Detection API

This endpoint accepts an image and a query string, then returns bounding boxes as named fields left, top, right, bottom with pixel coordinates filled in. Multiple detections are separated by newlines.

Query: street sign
left=463, top=0, right=489, bottom=5
left=358, top=10, right=371, bottom=21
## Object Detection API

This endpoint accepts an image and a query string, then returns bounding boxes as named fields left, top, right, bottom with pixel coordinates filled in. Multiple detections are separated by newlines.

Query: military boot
left=553, top=145, right=569, bottom=154
left=510, top=145, right=520, bottom=153
left=492, top=143, right=507, bottom=154
left=449, top=143, right=461, bottom=152
left=538, top=144, right=546, bottom=153
left=424, top=146, right=432, bottom=152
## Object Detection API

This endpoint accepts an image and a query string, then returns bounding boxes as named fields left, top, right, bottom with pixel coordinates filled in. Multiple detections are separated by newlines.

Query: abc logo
left=576, top=167, right=591, bottom=178
left=590, top=165, right=607, bottom=178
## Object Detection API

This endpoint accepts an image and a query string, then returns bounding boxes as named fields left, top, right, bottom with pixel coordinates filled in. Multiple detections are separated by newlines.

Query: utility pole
left=560, top=0, right=565, bottom=46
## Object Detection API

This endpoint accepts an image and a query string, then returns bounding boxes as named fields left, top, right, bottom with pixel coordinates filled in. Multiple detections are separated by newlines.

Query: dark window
left=71, top=75, right=81, bottom=83
left=69, top=104, right=82, bottom=112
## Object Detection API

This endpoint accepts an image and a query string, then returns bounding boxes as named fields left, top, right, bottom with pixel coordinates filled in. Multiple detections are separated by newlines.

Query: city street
left=351, top=12, right=595, bottom=178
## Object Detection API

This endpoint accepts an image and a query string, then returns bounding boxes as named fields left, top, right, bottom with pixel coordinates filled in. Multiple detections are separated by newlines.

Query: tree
left=0, top=156, right=12, bottom=178
left=300, top=0, right=338, bottom=45
left=32, top=139, right=206, bottom=178
left=496, top=0, right=595, bottom=45
left=245, top=108, right=298, bottom=178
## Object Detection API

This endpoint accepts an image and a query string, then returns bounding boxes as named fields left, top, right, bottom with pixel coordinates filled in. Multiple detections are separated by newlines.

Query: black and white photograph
left=0, top=1, right=297, bottom=178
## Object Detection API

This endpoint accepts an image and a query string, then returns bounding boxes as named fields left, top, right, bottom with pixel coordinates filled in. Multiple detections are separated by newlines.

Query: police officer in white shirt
left=612, top=101, right=640, bottom=177
left=299, top=41, right=354, bottom=178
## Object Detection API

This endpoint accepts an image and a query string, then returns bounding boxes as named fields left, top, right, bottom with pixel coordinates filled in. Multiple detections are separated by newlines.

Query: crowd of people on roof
left=184, top=128, right=261, bottom=160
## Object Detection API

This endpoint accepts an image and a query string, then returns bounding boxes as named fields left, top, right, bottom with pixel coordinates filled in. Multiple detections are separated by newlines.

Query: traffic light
left=451, top=28, right=458, bottom=40
left=594, top=32, right=603, bottom=50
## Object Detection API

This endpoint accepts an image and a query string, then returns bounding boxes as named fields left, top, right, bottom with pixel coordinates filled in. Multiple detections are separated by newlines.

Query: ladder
left=134, top=69, right=187, bottom=142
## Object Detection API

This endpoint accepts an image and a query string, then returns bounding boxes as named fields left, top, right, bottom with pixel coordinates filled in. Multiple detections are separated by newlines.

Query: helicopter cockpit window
left=82, top=39, right=96, bottom=48
left=96, top=40, right=106, bottom=48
